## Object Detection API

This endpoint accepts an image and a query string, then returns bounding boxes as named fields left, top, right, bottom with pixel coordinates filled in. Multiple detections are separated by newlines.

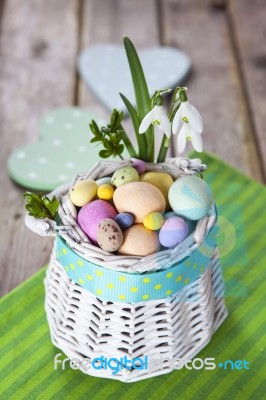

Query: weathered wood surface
left=0, top=0, right=265, bottom=296
left=0, top=0, right=79, bottom=296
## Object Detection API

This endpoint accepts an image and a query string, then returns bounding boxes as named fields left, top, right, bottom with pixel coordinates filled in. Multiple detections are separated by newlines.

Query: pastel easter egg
left=163, top=211, right=196, bottom=235
left=78, top=199, right=117, bottom=243
left=111, top=166, right=139, bottom=187
left=143, top=212, right=164, bottom=231
left=96, top=177, right=113, bottom=186
left=168, top=176, right=213, bottom=220
left=97, top=218, right=123, bottom=252
left=113, top=182, right=166, bottom=223
left=159, top=217, right=188, bottom=248
left=70, top=179, right=97, bottom=207
left=115, top=213, right=134, bottom=230
left=97, top=184, right=114, bottom=200
left=118, top=224, right=160, bottom=256
left=163, top=211, right=176, bottom=220
left=131, top=158, right=147, bottom=174
left=140, top=172, right=174, bottom=210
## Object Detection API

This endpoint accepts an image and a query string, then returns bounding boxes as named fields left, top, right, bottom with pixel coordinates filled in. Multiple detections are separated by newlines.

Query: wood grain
left=0, top=0, right=79, bottom=296
left=228, top=0, right=266, bottom=181
left=160, top=0, right=263, bottom=181
left=78, top=0, right=171, bottom=156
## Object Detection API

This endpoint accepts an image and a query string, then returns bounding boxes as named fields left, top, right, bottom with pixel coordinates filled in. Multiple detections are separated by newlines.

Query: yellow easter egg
left=143, top=212, right=164, bottom=230
left=140, top=172, right=174, bottom=210
left=97, top=184, right=114, bottom=200
left=70, top=179, right=97, bottom=207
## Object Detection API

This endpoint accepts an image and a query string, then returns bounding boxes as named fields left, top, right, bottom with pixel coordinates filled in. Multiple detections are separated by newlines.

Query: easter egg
left=163, top=211, right=196, bottom=235
left=97, top=184, right=114, bottom=200
left=113, top=182, right=166, bottom=223
left=118, top=224, right=160, bottom=256
left=131, top=158, right=147, bottom=174
left=97, top=219, right=123, bottom=252
left=78, top=200, right=117, bottom=243
left=163, top=211, right=176, bottom=220
left=96, top=177, right=113, bottom=186
left=168, top=176, right=213, bottom=220
left=115, top=213, right=134, bottom=230
left=111, top=166, right=139, bottom=187
left=140, top=172, right=174, bottom=210
left=70, top=179, right=97, bottom=207
left=159, top=217, right=188, bottom=248
left=143, top=212, right=164, bottom=231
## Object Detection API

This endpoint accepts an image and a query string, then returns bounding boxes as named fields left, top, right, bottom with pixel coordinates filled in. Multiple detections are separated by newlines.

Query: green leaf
left=120, top=93, right=146, bottom=159
left=23, top=192, right=59, bottom=220
left=99, top=149, right=111, bottom=158
left=123, top=37, right=153, bottom=161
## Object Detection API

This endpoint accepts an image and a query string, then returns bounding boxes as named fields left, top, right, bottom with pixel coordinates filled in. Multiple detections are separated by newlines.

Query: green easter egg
left=111, top=166, right=139, bottom=187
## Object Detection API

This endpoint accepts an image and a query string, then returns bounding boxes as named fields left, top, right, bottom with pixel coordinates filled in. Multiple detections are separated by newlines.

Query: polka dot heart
left=8, top=107, right=127, bottom=191
left=78, top=44, right=191, bottom=113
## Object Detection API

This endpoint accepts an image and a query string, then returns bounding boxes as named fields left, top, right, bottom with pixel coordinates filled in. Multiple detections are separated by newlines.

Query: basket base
left=45, top=249, right=228, bottom=382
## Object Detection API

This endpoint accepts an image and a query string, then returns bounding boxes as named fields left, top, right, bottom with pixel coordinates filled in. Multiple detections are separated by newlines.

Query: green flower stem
left=120, top=93, right=146, bottom=159
left=120, top=126, right=138, bottom=158
left=147, top=126, right=154, bottom=162
left=157, top=134, right=170, bottom=163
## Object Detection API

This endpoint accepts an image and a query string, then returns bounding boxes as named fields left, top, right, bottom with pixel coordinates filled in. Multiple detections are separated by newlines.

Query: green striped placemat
left=1, top=153, right=266, bottom=400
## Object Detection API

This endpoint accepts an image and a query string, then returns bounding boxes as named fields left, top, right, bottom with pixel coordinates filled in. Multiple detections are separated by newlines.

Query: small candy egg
left=70, top=179, right=97, bottom=207
left=163, top=211, right=176, bottom=220
left=115, top=213, right=134, bottom=230
left=143, top=212, right=164, bottom=231
left=111, top=166, right=139, bottom=187
left=168, top=176, right=213, bottom=220
left=97, top=184, right=114, bottom=200
left=78, top=200, right=117, bottom=243
left=97, top=219, right=123, bottom=252
left=159, top=217, right=188, bottom=248
left=131, top=158, right=147, bottom=174
left=96, top=177, right=113, bottom=186
left=164, top=211, right=196, bottom=235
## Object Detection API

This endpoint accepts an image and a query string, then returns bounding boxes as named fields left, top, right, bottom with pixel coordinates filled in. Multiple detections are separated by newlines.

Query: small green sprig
left=90, top=109, right=128, bottom=159
left=24, top=192, right=59, bottom=220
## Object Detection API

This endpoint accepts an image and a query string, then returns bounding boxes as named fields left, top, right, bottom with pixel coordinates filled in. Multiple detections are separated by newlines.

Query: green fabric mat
left=1, top=153, right=266, bottom=400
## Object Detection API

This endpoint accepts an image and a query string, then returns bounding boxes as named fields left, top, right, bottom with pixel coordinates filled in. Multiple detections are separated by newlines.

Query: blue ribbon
left=56, top=226, right=218, bottom=303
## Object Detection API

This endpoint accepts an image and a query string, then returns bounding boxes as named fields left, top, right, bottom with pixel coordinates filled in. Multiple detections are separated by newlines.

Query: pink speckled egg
left=78, top=200, right=117, bottom=243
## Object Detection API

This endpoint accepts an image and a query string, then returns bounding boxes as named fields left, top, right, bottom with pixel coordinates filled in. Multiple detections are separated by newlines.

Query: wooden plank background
left=0, top=0, right=265, bottom=296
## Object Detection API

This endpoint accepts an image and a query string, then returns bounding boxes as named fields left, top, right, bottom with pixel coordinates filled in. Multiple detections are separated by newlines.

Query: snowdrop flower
left=177, top=123, right=203, bottom=153
left=139, top=97, right=171, bottom=138
left=172, top=91, right=203, bottom=135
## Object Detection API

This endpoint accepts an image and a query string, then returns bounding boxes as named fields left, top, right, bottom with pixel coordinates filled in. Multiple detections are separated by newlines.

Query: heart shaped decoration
left=8, top=107, right=123, bottom=191
left=78, top=44, right=191, bottom=112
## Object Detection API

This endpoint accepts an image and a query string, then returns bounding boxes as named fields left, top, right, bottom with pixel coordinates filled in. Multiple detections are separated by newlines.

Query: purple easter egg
left=132, top=158, right=147, bottom=174
left=159, top=217, right=188, bottom=248
left=78, top=199, right=117, bottom=243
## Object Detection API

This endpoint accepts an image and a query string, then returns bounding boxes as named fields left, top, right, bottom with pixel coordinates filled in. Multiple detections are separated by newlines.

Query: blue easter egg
left=163, top=211, right=176, bottom=220
left=168, top=176, right=213, bottom=220
left=115, top=213, right=134, bottom=230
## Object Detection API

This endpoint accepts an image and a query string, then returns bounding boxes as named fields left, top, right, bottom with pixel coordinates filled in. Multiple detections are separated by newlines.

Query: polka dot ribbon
left=56, top=226, right=218, bottom=303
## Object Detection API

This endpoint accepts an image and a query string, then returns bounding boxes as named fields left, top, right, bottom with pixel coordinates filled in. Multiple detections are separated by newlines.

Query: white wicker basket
left=25, top=157, right=228, bottom=382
